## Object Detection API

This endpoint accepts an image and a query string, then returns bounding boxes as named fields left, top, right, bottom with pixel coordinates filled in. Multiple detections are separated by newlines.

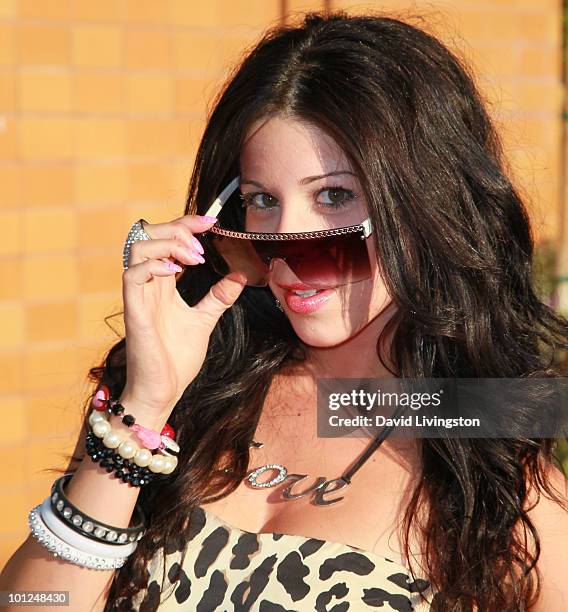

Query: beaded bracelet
left=51, top=473, right=146, bottom=544
left=109, top=399, right=176, bottom=451
left=91, top=385, right=180, bottom=456
left=88, top=410, right=178, bottom=474
left=86, top=431, right=160, bottom=487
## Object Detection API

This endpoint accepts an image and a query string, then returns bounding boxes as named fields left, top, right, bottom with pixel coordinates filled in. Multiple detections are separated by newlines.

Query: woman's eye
left=239, top=186, right=358, bottom=211
left=239, top=192, right=277, bottom=210
left=317, top=187, right=357, bottom=208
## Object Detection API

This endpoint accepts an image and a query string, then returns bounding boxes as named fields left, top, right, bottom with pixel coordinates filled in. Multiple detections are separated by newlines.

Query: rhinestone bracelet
left=40, top=498, right=138, bottom=557
left=51, top=473, right=146, bottom=544
left=123, top=218, right=151, bottom=270
left=28, top=504, right=128, bottom=570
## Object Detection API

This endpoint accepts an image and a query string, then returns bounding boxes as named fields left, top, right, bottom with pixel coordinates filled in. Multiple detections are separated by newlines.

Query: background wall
left=0, top=0, right=565, bottom=566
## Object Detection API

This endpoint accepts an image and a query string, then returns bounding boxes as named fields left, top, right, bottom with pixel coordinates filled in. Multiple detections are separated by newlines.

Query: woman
left=3, top=10, right=568, bottom=611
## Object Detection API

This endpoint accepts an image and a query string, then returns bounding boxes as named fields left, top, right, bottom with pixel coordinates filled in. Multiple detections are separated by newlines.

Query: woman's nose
left=273, top=207, right=325, bottom=234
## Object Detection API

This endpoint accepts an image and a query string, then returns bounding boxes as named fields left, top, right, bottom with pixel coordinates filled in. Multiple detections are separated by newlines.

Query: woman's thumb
left=192, top=271, right=247, bottom=325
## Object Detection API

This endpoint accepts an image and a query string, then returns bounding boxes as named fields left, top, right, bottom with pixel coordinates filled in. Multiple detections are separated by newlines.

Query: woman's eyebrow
left=240, top=170, right=356, bottom=189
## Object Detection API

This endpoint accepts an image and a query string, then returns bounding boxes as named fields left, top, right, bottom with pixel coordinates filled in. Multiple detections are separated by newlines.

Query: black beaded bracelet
left=50, top=473, right=147, bottom=545
left=109, top=400, right=126, bottom=417
left=110, top=400, right=146, bottom=436
left=86, top=431, right=159, bottom=488
left=109, top=400, right=135, bottom=427
left=110, top=402, right=136, bottom=427
left=106, top=398, right=179, bottom=456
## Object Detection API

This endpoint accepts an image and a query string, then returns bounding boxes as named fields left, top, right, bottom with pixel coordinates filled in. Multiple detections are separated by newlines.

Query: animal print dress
left=127, top=506, right=435, bottom=611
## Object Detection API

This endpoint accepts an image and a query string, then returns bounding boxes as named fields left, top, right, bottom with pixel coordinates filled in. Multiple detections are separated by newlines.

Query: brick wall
left=0, top=0, right=564, bottom=566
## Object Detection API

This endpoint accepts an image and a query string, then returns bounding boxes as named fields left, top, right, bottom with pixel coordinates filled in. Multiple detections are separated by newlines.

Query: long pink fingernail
left=191, top=236, right=204, bottom=254
left=189, top=250, right=205, bottom=264
left=165, top=262, right=183, bottom=272
left=198, top=215, right=218, bottom=223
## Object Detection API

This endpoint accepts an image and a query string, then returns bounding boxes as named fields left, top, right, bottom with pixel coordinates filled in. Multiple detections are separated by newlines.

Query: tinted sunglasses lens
left=205, top=233, right=268, bottom=286
left=205, top=231, right=371, bottom=287
left=254, top=232, right=371, bottom=286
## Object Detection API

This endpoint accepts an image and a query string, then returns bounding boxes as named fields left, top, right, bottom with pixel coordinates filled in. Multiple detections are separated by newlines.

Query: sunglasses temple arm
left=361, top=217, right=373, bottom=238
left=204, top=176, right=241, bottom=219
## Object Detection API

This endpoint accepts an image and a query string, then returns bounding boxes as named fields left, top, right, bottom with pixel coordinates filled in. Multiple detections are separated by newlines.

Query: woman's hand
left=119, top=214, right=247, bottom=424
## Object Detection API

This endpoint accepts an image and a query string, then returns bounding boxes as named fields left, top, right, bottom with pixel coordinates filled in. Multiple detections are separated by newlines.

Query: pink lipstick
left=280, top=286, right=335, bottom=314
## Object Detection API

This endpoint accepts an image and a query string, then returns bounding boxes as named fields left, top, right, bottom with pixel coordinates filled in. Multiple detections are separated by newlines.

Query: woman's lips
left=282, top=287, right=335, bottom=314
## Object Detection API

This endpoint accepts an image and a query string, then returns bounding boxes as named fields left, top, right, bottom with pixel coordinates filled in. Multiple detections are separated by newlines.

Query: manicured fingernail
left=191, top=236, right=204, bottom=254
left=198, top=215, right=217, bottom=223
left=189, top=250, right=205, bottom=263
left=165, top=262, right=183, bottom=272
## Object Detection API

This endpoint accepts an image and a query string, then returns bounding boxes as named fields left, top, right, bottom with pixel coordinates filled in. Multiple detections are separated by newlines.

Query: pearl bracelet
left=90, top=385, right=179, bottom=456
left=28, top=504, right=129, bottom=570
left=87, top=432, right=158, bottom=487
left=88, top=409, right=178, bottom=475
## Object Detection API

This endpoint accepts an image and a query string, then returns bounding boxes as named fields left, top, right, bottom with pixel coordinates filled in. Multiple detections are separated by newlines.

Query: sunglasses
left=199, top=176, right=375, bottom=288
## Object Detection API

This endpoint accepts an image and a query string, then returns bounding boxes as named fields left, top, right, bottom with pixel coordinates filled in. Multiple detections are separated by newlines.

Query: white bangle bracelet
left=28, top=504, right=128, bottom=570
left=40, top=498, right=138, bottom=558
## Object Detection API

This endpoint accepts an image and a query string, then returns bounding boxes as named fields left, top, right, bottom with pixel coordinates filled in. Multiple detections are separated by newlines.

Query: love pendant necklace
left=243, top=403, right=408, bottom=506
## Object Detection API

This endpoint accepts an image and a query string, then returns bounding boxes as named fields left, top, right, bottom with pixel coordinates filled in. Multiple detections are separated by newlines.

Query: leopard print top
left=129, top=506, right=435, bottom=611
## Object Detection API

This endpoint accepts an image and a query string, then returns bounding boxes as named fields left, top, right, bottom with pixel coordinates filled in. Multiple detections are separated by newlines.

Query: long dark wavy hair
left=55, top=10, right=568, bottom=611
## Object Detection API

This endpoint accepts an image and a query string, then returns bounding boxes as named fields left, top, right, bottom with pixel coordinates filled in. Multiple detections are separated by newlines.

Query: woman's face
left=239, top=115, right=393, bottom=347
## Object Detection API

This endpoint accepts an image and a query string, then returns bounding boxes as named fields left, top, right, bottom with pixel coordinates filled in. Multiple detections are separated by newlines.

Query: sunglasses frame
left=201, top=176, right=374, bottom=241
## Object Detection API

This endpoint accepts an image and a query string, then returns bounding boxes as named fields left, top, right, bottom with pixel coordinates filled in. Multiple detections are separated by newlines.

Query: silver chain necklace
left=243, top=404, right=407, bottom=506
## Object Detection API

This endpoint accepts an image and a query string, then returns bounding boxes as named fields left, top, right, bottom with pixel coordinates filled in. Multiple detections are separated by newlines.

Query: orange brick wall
left=0, top=0, right=564, bottom=566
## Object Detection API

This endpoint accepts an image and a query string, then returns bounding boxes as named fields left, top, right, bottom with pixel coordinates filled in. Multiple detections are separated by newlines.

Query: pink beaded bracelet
left=90, top=385, right=179, bottom=455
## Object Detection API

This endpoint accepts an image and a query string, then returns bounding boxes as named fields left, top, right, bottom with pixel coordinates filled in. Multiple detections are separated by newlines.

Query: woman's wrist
left=116, top=394, right=174, bottom=431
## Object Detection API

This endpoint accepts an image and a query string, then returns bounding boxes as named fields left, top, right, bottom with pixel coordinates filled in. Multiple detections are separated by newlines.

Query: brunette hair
left=56, top=10, right=568, bottom=610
